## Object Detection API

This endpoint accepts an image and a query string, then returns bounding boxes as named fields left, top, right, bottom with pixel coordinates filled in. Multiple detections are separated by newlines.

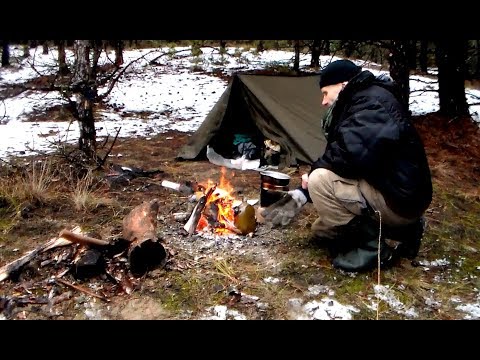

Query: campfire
left=184, top=168, right=256, bottom=236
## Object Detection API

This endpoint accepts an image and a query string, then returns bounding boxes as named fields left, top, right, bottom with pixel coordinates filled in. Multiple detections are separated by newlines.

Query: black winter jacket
left=310, top=70, right=432, bottom=219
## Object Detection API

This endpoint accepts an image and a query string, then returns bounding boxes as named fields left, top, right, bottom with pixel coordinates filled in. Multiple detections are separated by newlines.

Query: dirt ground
left=1, top=113, right=480, bottom=320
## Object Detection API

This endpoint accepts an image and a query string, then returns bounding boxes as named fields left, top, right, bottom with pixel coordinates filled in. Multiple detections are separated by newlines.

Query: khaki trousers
left=308, top=168, right=415, bottom=239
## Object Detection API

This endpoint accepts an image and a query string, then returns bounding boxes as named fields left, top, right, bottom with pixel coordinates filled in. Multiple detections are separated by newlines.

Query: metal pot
left=260, top=171, right=290, bottom=207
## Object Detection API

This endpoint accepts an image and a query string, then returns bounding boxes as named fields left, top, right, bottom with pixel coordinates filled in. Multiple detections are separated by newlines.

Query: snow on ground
left=1, top=45, right=480, bottom=159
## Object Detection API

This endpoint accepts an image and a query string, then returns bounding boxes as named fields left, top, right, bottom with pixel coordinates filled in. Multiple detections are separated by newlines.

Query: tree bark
left=2, top=40, right=10, bottom=67
left=435, top=40, right=469, bottom=118
left=57, top=40, right=70, bottom=75
left=419, top=40, right=429, bottom=73
left=293, top=40, right=300, bottom=72
left=114, top=40, right=124, bottom=66
left=91, top=40, right=102, bottom=80
left=310, top=40, right=321, bottom=68
left=42, top=41, right=49, bottom=54
left=388, top=40, right=410, bottom=109
left=73, top=40, right=97, bottom=158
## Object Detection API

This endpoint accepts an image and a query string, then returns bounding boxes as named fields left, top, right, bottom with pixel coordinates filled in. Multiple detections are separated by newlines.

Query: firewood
left=59, top=229, right=110, bottom=247
left=184, top=185, right=216, bottom=235
left=0, top=240, right=55, bottom=282
left=0, top=226, right=94, bottom=282
left=122, top=199, right=160, bottom=243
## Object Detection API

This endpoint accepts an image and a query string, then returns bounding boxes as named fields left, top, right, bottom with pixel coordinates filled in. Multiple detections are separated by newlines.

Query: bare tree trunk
left=42, top=41, right=48, bottom=54
left=219, top=40, right=227, bottom=54
left=114, top=40, right=124, bottom=66
left=419, top=40, right=429, bottom=73
left=388, top=40, right=410, bottom=109
left=323, top=40, right=330, bottom=55
left=293, top=40, right=300, bottom=72
left=408, top=40, right=417, bottom=70
left=2, top=40, right=10, bottom=67
left=310, top=40, right=321, bottom=68
left=341, top=40, right=355, bottom=58
left=256, top=40, right=264, bottom=52
left=435, top=40, right=469, bottom=118
left=73, top=40, right=97, bottom=158
left=475, top=40, right=480, bottom=78
left=91, top=40, right=102, bottom=81
left=57, top=40, right=70, bottom=75
left=23, top=44, right=30, bottom=58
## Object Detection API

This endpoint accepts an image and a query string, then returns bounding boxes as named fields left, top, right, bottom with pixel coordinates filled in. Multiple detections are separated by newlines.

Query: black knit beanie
left=319, top=60, right=362, bottom=88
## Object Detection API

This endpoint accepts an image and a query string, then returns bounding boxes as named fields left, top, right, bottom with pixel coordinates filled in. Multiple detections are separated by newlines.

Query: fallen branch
left=55, top=278, right=110, bottom=302
left=0, top=235, right=72, bottom=283
left=0, top=226, right=86, bottom=282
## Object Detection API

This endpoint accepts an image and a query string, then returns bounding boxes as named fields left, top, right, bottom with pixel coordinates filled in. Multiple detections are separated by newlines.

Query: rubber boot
left=384, top=217, right=425, bottom=260
left=330, top=216, right=396, bottom=272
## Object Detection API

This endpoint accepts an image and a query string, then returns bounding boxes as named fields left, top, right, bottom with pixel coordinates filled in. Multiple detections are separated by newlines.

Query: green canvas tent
left=177, top=72, right=328, bottom=168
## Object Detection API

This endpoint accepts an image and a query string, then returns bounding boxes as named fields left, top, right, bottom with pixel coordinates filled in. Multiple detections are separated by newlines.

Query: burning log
left=184, top=185, right=216, bottom=235
left=122, top=199, right=167, bottom=276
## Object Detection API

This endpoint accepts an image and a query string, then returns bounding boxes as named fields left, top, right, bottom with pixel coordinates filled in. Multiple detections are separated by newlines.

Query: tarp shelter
left=177, top=72, right=328, bottom=168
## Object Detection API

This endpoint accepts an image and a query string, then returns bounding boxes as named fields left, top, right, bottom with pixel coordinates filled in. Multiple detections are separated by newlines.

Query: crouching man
left=262, top=60, right=432, bottom=272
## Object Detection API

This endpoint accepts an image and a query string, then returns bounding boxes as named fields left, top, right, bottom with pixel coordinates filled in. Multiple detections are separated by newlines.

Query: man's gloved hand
left=261, top=189, right=308, bottom=227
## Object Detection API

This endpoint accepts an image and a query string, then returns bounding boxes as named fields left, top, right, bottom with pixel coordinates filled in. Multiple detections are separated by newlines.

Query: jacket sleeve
left=311, top=97, right=400, bottom=179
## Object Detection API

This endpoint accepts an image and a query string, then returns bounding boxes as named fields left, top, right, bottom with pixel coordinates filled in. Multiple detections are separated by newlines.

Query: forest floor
left=1, top=109, right=480, bottom=320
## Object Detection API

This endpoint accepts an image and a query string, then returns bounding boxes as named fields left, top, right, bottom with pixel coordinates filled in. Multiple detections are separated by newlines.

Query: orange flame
left=196, top=168, right=237, bottom=235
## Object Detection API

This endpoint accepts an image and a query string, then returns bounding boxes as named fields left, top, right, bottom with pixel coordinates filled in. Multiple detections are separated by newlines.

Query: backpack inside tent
left=177, top=72, right=328, bottom=170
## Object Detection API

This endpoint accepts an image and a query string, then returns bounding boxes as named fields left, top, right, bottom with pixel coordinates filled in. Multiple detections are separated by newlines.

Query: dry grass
left=213, top=257, right=240, bottom=285
left=69, top=169, right=116, bottom=212
left=17, top=159, right=58, bottom=204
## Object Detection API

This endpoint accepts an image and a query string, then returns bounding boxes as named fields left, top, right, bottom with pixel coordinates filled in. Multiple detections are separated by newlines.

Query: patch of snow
left=418, top=258, right=450, bottom=267
left=425, top=297, right=441, bottom=309
left=373, top=285, right=418, bottom=318
left=288, top=297, right=359, bottom=320
left=456, top=303, right=480, bottom=320
left=263, top=277, right=281, bottom=284
left=307, top=285, right=331, bottom=297
left=201, top=305, right=247, bottom=320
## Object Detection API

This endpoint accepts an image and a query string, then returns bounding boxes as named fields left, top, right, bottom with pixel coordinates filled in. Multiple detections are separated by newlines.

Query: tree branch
left=98, top=49, right=159, bottom=101
left=97, top=126, right=121, bottom=168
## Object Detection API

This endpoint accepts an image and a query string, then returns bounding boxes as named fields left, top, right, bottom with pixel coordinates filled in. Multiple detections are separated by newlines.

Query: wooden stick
left=55, top=278, right=110, bottom=302
left=184, top=185, right=216, bottom=235
left=59, top=229, right=110, bottom=247
left=0, top=240, right=54, bottom=282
